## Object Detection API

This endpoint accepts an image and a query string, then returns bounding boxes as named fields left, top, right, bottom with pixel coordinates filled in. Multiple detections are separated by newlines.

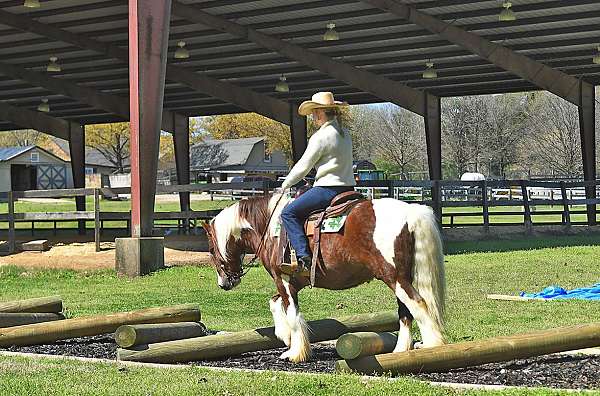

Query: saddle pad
left=273, top=215, right=348, bottom=237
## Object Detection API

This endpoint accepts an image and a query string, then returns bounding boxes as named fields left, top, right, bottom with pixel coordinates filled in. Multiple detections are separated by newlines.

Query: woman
left=280, top=92, right=355, bottom=276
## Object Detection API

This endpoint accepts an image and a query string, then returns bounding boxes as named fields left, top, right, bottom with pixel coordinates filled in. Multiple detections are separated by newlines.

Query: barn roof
left=0, top=145, right=34, bottom=161
left=0, top=0, right=597, bottom=131
left=190, top=136, right=264, bottom=170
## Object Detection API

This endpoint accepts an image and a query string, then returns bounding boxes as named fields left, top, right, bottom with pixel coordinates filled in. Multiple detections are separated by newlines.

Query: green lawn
left=1, top=235, right=599, bottom=394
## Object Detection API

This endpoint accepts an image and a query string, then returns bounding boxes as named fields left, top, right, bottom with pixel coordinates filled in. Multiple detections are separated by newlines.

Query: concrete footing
left=115, top=237, right=164, bottom=277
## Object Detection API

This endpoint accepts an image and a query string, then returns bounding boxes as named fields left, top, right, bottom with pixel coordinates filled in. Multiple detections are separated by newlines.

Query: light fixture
left=593, top=46, right=600, bottom=65
left=422, top=61, right=437, bottom=79
left=37, top=98, right=49, bottom=112
left=23, top=0, right=40, bottom=8
left=174, top=41, right=190, bottom=59
left=274, top=75, right=289, bottom=93
left=499, top=2, right=516, bottom=22
left=46, top=56, right=61, bottom=72
left=323, top=22, right=339, bottom=41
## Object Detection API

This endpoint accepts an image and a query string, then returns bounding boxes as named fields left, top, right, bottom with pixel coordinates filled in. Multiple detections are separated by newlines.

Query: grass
left=1, top=235, right=600, bottom=394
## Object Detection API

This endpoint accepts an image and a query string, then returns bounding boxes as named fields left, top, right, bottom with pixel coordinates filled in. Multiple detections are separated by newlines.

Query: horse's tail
left=406, top=205, right=445, bottom=337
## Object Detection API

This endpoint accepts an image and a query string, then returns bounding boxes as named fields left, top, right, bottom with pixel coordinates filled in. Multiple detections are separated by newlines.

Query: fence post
left=432, top=180, right=442, bottom=225
left=263, top=180, right=269, bottom=196
left=520, top=180, right=532, bottom=234
left=8, top=191, right=15, bottom=254
left=388, top=180, right=394, bottom=199
left=482, top=180, right=489, bottom=234
left=560, top=181, right=571, bottom=229
left=94, top=189, right=100, bottom=252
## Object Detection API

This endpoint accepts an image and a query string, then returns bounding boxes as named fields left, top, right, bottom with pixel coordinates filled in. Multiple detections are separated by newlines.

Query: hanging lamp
left=174, top=41, right=190, bottom=59
left=23, top=0, right=40, bottom=8
left=323, top=22, right=339, bottom=41
left=274, top=75, right=289, bottom=92
left=37, top=98, right=49, bottom=112
left=422, top=61, right=437, bottom=79
left=47, top=56, right=61, bottom=72
left=499, top=2, right=516, bottom=22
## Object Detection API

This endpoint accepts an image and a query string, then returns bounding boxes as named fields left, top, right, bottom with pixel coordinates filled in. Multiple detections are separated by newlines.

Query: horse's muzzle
left=217, top=274, right=240, bottom=290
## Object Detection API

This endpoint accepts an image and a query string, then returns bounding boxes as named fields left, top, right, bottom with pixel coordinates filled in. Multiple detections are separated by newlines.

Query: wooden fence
left=356, top=179, right=599, bottom=229
left=0, top=181, right=270, bottom=254
left=1, top=179, right=598, bottom=254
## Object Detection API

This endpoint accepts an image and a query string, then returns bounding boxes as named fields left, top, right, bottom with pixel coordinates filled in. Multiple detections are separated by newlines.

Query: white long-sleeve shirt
left=282, top=119, right=356, bottom=189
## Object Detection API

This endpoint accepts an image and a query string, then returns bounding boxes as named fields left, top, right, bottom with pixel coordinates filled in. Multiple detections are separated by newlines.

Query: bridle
left=210, top=192, right=286, bottom=281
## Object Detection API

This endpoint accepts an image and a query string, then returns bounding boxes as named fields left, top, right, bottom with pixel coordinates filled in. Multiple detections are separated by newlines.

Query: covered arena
left=0, top=0, right=597, bottom=270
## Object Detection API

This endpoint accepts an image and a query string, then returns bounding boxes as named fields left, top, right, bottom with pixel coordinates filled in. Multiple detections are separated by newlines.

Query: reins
left=242, top=191, right=286, bottom=272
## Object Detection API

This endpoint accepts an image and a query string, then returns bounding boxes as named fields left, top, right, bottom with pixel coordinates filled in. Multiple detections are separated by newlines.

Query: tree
left=200, top=113, right=293, bottom=160
left=0, top=129, right=50, bottom=148
left=158, top=117, right=205, bottom=163
left=350, top=104, right=425, bottom=179
left=85, top=122, right=130, bottom=172
left=525, top=93, right=582, bottom=178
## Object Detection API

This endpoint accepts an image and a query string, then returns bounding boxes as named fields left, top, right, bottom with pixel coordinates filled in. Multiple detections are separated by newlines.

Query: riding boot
left=280, top=254, right=311, bottom=277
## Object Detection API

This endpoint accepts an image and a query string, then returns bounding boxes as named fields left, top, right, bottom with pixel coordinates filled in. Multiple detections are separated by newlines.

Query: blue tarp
left=520, top=283, right=600, bottom=300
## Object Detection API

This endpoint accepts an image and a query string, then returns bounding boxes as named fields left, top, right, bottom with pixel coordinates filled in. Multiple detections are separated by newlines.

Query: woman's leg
left=280, top=187, right=339, bottom=259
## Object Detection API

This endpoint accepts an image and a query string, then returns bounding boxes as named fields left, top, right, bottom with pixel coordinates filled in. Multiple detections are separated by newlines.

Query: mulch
left=2, top=335, right=599, bottom=390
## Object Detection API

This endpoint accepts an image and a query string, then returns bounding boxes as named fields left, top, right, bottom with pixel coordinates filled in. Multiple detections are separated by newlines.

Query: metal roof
left=0, top=0, right=598, bottom=131
left=190, top=136, right=264, bottom=169
left=0, top=145, right=34, bottom=161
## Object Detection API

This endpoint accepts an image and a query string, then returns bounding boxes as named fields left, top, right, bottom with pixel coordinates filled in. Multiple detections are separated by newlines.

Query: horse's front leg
left=269, top=293, right=291, bottom=347
left=273, top=276, right=311, bottom=363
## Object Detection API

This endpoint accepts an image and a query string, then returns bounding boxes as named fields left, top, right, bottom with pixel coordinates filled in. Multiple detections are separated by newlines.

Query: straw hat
left=298, top=91, right=348, bottom=116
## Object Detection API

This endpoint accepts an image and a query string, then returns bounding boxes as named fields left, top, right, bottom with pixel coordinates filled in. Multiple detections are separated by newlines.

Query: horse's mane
left=237, top=194, right=273, bottom=235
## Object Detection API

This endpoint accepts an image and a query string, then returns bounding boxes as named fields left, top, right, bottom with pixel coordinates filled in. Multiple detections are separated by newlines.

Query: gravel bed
left=2, top=335, right=600, bottom=390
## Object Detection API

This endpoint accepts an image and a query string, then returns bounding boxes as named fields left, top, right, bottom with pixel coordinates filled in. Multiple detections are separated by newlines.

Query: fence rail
left=1, top=179, right=598, bottom=254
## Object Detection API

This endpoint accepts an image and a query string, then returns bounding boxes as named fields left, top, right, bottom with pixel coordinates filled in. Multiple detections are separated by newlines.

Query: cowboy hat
left=298, top=91, right=349, bottom=116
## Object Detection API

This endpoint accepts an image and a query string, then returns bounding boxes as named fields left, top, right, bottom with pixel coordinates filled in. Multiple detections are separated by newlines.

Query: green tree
left=0, top=129, right=50, bottom=148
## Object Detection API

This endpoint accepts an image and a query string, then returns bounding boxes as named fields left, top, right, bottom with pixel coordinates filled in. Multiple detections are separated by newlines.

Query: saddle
left=279, top=190, right=366, bottom=285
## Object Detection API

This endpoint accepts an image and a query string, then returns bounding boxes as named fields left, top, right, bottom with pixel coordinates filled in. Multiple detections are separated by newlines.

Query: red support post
left=128, top=0, right=172, bottom=237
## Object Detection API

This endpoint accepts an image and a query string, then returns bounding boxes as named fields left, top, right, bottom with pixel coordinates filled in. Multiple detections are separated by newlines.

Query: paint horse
left=202, top=194, right=445, bottom=363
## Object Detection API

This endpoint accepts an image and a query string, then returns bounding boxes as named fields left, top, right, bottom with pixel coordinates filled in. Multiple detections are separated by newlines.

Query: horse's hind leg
left=270, top=294, right=291, bottom=347
left=394, top=298, right=414, bottom=352
left=395, top=282, right=444, bottom=348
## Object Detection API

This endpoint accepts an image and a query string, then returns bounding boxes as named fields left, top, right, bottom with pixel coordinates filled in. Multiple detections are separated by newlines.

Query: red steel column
left=129, top=0, right=172, bottom=237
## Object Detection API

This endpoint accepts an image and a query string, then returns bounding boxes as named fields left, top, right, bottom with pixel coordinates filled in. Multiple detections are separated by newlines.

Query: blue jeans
left=280, top=186, right=353, bottom=258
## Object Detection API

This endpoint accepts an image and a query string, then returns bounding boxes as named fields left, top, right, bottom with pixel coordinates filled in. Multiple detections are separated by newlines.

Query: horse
left=202, top=193, right=445, bottom=363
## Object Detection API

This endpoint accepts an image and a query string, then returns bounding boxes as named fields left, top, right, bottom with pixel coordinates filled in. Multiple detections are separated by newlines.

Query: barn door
left=37, top=165, right=67, bottom=189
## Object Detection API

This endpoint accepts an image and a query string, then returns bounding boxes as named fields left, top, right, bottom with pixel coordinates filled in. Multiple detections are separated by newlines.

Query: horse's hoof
left=413, top=341, right=424, bottom=349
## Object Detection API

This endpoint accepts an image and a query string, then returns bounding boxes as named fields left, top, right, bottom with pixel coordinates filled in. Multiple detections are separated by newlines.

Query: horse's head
left=202, top=204, right=252, bottom=290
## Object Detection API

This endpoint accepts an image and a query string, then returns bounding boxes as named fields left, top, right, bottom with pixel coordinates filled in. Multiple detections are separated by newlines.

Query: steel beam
left=171, top=1, right=426, bottom=116
left=290, top=106, right=307, bottom=163
left=129, top=0, right=172, bottom=238
left=0, top=101, right=73, bottom=140
left=578, top=82, right=597, bottom=225
left=0, top=8, right=291, bottom=125
left=424, top=93, right=442, bottom=181
left=363, top=0, right=591, bottom=107
left=68, top=124, right=86, bottom=235
left=172, top=114, right=190, bottom=213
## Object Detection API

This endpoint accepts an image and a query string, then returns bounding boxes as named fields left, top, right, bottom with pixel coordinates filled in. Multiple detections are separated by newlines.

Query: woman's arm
left=281, top=134, right=323, bottom=189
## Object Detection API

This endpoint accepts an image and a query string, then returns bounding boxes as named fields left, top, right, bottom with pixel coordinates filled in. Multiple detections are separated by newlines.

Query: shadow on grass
left=445, top=233, right=600, bottom=255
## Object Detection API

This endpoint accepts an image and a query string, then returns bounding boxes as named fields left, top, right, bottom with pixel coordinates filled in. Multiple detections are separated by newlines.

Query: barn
left=0, top=146, right=73, bottom=192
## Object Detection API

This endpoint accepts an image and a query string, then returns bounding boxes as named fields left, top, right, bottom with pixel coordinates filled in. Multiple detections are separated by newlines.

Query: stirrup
left=279, top=250, right=310, bottom=277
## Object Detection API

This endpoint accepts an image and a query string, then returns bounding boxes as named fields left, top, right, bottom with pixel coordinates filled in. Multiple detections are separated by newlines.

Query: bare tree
left=526, top=93, right=582, bottom=178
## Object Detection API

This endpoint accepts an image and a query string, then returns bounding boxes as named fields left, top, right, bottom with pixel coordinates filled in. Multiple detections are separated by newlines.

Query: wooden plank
left=114, top=322, right=207, bottom=348
left=17, top=212, right=95, bottom=221
left=94, top=189, right=100, bottom=253
left=117, top=311, right=400, bottom=363
left=0, top=304, right=200, bottom=347
left=14, top=188, right=93, bottom=199
left=20, top=240, right=50, bottom=252
left=486, top=294, right=543, bottom=302
left=0, top=313, right=65, bottom=328
left=0, top=296, right=62, bottom=313
left=7, top=191, right=15, bottom=254
left=336, top=323, right=600, bottom=375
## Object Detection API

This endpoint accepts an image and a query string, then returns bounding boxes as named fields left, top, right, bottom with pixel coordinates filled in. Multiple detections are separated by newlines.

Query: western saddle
left=279, top=190, right=366, bottom=285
